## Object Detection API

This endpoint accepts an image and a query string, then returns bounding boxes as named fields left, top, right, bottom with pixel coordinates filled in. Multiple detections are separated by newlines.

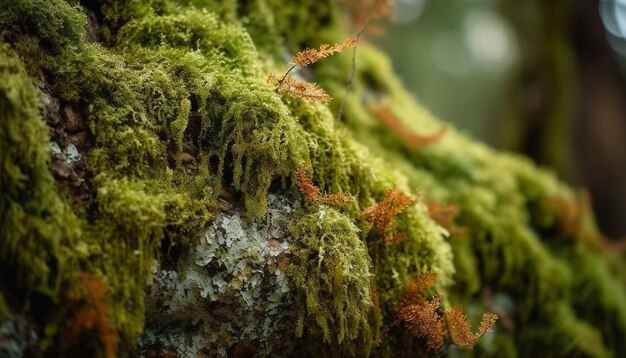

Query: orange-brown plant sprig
left=396, top=271, right=499, bottom=351
left=295, top=166, right=353, bottom=207
left=396, top=271, right=444, bottom=350
left=290, top=38, right=358, bottom=67
left=445, top=307, right=499, bottom=349
left=398, top=294, right=447, bottom=351
left=67, top=273, right=119, bottom=358
left=400, top=270, right=437, bottom=306
left=368, top=102, right=448, bottom=148
left=268, top=74, right=332, bottom=103
left=268, top=38, right=357, bottom=102
left=426, top=200, right=468, bottom=237
left=359, top=189, right=416, bottom=244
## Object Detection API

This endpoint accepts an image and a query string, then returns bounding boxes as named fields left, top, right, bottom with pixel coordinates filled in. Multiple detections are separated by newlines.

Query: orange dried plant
left=396, top=271, right=498, bottom=351
left=426, top=200, right=467, bottom=237
left=359, top=189, right=416, bottom=244
left=368, top=102, right=448, bottom=148
left=295, top=166, right=353, bottom=207
left=67, top=273, right=119, bottom=358
left=268, top=38, right=357, bottom=102
left=267, top=74, right=332, bottom=102
left=400, top=271, right=437, bottom=306
left=445, top=308, right=499, bottom=349
left=548, top=190, right=626, bottom=255
left=290, top=38, right=358, bottom=67
left=398, top=294, right=447, bottom=351
left=396, top=271, right=444, bottom=350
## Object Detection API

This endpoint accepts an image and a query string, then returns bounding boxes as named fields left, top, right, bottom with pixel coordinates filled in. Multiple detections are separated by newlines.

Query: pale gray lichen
left=50, top=142, right=81, bottom=164
left=0, top=312, right=38, bottom=357
left=139, top=194, right=299, bottom=357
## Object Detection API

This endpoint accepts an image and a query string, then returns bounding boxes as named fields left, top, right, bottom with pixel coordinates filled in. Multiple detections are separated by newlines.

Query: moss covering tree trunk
left=1, top=0, right=625, bottom=357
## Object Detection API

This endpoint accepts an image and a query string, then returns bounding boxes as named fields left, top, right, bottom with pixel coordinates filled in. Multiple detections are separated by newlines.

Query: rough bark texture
left=0, top=1, right=625, bottom=357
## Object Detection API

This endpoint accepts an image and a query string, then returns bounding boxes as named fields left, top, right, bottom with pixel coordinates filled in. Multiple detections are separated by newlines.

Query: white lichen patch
left=0, top=312, right=39, bottom=357
left=139, top=194, right=299, bottom=357
left=50, top=142, right=81, bottom=164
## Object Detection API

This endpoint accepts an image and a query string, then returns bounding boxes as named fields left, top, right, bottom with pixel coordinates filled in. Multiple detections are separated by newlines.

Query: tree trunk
left=0, top=1, right=624, bottom=357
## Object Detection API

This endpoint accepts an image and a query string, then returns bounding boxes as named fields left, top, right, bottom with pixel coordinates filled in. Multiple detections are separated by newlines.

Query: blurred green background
left=370, top=0, right=626, bottom=238
left=373, top=0, right=516, bottom=144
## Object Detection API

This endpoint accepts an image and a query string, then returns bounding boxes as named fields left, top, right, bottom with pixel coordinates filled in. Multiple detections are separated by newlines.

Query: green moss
left=518, top=303, right=611, bottom=358
left=309, top=26, right=626, bottom=354
left=0, top=0, right=625, bottom=356
left=0, top=0, right=87, bottom=52
left=570, top=250, right=626, bottom=355
left=115, top=9, right=259, bottom=70
left=170, top=98, right=191, bottom=155
left=87, top=175, right=166, bottom=341
left=287, top=207, right=379, bottom=356
left=0, top=42, right=80, bottom=297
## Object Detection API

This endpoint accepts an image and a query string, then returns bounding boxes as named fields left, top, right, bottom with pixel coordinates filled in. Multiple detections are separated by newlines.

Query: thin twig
left=279, top=64, right=298, bottom=84
left=336, top=0, right=382, bottom=121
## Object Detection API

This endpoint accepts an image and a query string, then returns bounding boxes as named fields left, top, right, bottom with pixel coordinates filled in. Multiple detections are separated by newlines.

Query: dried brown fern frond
left=400, top=271, right=437, bottom=306
left=268, top=74, right=332, bottom=102
left=359, top=189, right=416, bottom=242
left=295, top=165, right=322, bottom=199
left=290, top=38, right=357, bottom=67
left=396, top=270, right=498, bottom=351
left=369, top=102, right=448, bottom=148
left=396, top=273, right=445, bottom=351
left=268, top=37, right=357, bottom=103
left=319, top=192, right=354, bottom=207
left=426, top=200, right=468, bottom=237
left=278, top=76, right=332, bottom=102
left=397, top=294, right=446, bottom=351
left=445, top=307, right=498, bottom=349
left=294, top=166, right=353, bottom=207
left=67, top=273, right=119, bottom=358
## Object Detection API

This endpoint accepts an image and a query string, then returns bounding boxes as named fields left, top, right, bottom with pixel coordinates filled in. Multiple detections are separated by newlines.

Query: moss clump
left=170, top=98, right=191, bottom=155
left=288, top=207, right=379, bottom=356
left=0, top=0, right=625, bottom=356
left=570, top=250, right=626, bottom=355
left=0, top=43, right=80, bottom=297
